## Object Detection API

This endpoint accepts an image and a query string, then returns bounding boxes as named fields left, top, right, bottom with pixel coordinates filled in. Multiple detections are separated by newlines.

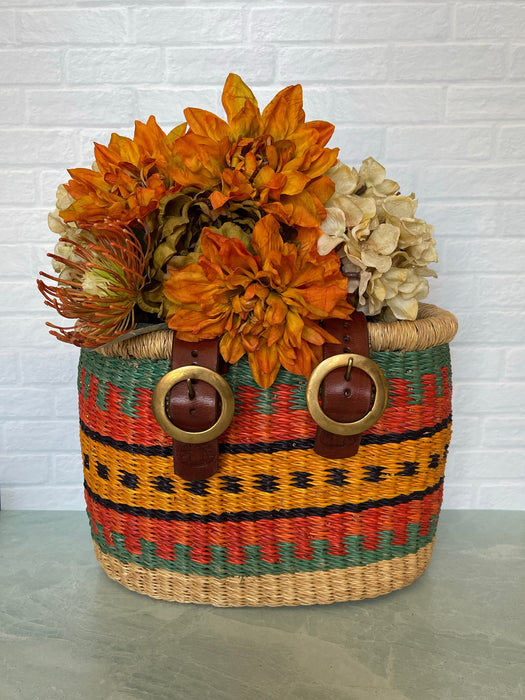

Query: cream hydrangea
left=48, top=185, right=90, bottom=280
left=48, top=184, right=76, bottom=237
left=318, top=158, right=437, bottom=321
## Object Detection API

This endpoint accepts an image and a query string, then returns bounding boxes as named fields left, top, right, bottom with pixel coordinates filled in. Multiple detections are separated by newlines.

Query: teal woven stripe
left=225, top=358, right=309, bottom=415
left=79, top=343, right=451, bottom=417
left=79, top=351, right=170, bottom=418
left=371, top=345, right=451, bottom=405
left=89, top=512, right=438, bottom=578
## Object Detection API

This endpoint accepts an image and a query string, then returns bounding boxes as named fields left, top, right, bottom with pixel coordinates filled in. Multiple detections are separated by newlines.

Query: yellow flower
left=169, top=74, right=339, bottom=230
left=163, top=215, right=354, bottom=388
left=60, top=116, right=184, bottom=227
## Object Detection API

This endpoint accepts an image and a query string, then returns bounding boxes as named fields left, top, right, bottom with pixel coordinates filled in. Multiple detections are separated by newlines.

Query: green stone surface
left=1, top=510, right=524, bottom=700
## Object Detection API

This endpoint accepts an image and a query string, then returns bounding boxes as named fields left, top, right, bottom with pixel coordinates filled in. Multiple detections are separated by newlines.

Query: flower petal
left=359, top=157, right=386, bottom=186
left=284, top=191, right=322, bottom=228
left=251, top=214, right=283, bottom=263
left=219, top=331, right=246, bottom=364
left=326, top=161, right=359, bottom=195
left=368, top=223, right=400, bottom=255
left=281, top=170, right=311, bottom=196
left=249, top=343, right=280, bottom=389
left=261, top=84, right=305, bottom=141
left=229, top=99, right=262, bottom=140
left=222, top=73, right=258, bottom=123
left=183, top=107, right=230, bottom=141
left=303, top=120, right=335, bottom=148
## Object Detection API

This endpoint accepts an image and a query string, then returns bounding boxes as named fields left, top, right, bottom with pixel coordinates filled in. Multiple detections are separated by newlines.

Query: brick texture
left=455, top=4, right=525, bottom=40
left=1, top=1, right=524, bottom=510
left=18, top=9, right=129, bottom=44
left=510, top=45, right=525, bottom=79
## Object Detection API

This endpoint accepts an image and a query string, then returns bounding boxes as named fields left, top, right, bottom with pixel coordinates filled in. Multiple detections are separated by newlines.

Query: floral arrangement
left=38, top=74, right=437, bottom=388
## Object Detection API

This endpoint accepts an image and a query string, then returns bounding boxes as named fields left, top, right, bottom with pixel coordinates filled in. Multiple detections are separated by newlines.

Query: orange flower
left=164, top=215, right=354, bottom=388
left=61, top=116, right=185, bottom=227
left=170, top=74, right=339, bottom=230
left=38, top=223, right=150, bottom=347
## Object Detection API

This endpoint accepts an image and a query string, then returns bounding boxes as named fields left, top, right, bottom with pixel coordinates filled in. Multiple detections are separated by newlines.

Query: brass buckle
left=152, top=366, right=235, bottom=444
left=306, top=353, right=388, bottom=435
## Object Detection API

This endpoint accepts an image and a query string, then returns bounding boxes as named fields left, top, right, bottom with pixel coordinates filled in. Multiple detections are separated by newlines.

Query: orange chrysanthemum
left=38, top=223, right=150, bottom=347
left=61, top=116, right=185, bottom=227
left=170, top=74, right=339, bottom=230
left=164, top=216, right=354, bottom=388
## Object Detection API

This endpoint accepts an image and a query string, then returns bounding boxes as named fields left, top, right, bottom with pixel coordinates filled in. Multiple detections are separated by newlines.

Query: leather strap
left=169, top=338, right=221, bottom=481
left=314, top=312, right=372, bottom=458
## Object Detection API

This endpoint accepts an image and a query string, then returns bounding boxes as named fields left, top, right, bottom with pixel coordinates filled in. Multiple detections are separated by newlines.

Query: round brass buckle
left=152, top=366, right=235, bottom=444
left=306, top=353, right=388, bottom=435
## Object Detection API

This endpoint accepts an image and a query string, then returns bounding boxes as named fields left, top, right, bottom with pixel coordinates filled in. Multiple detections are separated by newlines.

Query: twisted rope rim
left=96, top=303, right=458, bottom=360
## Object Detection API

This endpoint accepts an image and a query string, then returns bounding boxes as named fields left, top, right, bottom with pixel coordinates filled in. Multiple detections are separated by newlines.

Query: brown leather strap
left=169, top=338, right=221, bottom=481
left=314, top=312, right=372, bottom=459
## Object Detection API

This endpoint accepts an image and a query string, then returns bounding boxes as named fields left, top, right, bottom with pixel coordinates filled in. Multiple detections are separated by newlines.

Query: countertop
left=1, top=510, right=524, bottom=700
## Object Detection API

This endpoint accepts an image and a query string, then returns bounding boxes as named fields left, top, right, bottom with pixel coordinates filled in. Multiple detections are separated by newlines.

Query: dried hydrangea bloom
left=318, top=158, right=438, bottom=321
left=318, top=161, right=372, bottom=253
left=365, top=265, right=433, bottom=321
left=47, top=185, right=93, bottom=278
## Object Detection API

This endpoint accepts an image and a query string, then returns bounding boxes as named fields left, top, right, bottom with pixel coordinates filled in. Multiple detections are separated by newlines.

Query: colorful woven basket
left=79, top=303, right=457, bottom=606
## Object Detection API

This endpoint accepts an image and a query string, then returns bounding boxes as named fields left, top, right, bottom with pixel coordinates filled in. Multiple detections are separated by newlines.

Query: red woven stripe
left=79, top=377, right=170, bottom=447
left=80, top=371, right=452, bottom=446
left=85, top=486, right=443, bottom=565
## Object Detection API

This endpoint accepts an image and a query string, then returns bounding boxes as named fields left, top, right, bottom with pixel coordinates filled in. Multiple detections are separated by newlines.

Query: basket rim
left=95, top=302, right=458, bottom=360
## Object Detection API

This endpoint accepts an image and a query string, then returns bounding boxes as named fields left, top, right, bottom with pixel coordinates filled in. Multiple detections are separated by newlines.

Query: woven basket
left=79, top=303, right=457, bottom=606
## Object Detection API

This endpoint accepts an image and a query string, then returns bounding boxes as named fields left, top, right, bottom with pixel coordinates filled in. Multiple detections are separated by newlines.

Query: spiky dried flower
left=38, top=223, right=150, bottom=347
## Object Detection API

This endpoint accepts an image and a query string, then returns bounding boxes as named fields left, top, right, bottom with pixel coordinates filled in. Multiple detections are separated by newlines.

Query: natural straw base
left=93, top=539, right=435, bottom=607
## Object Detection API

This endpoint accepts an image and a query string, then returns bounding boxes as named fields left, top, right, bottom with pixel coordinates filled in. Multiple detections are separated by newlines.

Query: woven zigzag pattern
left=88, top=509, right=440, bottom=578
left=79, top=343, right=452, bottom=601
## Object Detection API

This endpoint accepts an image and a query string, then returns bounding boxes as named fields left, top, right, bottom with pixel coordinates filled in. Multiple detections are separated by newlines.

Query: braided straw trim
left=97, top=303, right=458, bottom=360
left=367, top=303, right=458, bottom=352
left=93, top=539, right=435, bottom=607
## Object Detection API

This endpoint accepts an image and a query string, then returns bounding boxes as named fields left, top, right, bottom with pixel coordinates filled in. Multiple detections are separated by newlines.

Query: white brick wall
left=1, top=0, right=524, bottom=510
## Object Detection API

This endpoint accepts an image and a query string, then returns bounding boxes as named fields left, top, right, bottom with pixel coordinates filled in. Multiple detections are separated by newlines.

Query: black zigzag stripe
left=79, top=414, right=452, bottom=458
left=84, top=476, right=444, bottom=525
